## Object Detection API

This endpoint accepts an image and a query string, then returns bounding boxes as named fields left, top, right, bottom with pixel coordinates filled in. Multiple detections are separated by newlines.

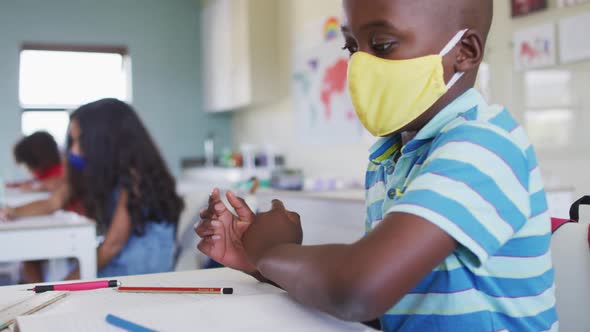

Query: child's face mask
left=348, top=29, right=468, bottom=137
left=68, top=152, right=86, bottom=171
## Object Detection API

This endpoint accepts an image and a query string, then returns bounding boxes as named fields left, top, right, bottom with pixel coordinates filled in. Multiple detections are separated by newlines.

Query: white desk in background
left=256, top=189, right=366, bottom=245
left=0, top=212, right=97, bottom=280
left=177, top=178, right=367, bottom=245
left=2, top=189, right=50, bottom=207
left=0, top=268, right=371, bottom=332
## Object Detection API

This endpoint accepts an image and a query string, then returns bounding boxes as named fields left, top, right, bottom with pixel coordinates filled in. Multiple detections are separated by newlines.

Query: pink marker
left=27, top=280, right=121, bottom=293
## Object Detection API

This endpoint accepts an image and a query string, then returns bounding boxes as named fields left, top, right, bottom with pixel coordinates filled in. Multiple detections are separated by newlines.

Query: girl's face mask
left=68, top=152, right=86, bottom=171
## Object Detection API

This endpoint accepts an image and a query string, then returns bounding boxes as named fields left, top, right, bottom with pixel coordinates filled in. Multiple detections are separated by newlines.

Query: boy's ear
left=455, top=30, right=484, bottom=72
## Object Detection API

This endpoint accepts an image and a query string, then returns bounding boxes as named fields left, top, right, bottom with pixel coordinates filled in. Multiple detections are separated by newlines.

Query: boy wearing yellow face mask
left=196, top=0, right=558, bottom=331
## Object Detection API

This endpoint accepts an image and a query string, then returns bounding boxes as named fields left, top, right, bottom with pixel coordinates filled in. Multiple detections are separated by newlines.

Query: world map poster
left=292, top=16, right=365, bottom=144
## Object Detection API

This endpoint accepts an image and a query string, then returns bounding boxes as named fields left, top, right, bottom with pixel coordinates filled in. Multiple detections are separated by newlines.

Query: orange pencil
left=116, top=287, right=233, bottom=294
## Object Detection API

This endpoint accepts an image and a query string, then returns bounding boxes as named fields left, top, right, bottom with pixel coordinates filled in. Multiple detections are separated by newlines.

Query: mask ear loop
left=440, top=29, right=469, bottom=89
left=446, top=72, right=465, bottom=89
left=440, top=29, right=469, bottom=57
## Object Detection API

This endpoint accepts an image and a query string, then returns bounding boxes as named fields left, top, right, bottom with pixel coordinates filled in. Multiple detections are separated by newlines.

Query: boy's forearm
left=248, top=270, right=281, bottom=288
left=255, top=243, right=372, bottom=321
left=250, top=213, right=458, bottom=323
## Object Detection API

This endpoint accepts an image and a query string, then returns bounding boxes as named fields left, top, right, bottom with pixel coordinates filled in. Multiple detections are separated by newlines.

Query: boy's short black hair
left=13, top=131, right=61, bottom=171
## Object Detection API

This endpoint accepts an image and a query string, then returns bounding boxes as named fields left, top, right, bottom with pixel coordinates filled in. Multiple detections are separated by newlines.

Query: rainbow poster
left=323, top=17, right=340, bottom=41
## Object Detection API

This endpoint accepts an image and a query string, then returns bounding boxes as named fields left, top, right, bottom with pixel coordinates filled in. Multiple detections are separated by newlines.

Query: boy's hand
left=195, top=189, right=257, bottom=274
left=243, top=200, right=303, bottom=265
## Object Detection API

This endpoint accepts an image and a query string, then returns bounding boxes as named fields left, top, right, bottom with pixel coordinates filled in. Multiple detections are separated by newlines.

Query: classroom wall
left=487, top=0, right=590, bottom=200
left=231, top=0, right=370, bottom=184
left=233, top=0, right=590, bottom=200
left=0, top=0, right=232, bottom=177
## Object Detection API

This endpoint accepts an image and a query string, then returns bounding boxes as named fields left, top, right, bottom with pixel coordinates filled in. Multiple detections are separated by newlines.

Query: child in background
left=1, top=99, right=184, bottom=282
left=197, top=0, right=558, bottom=331
left=7, top=131, right=64, bottom=192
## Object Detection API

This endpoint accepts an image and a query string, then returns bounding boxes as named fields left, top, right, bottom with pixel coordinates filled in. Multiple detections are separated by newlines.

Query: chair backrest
left=173, top=192, right=210, bottom=271
left=0, top=262, right=20, bottom=286
left=551, top=221, right=590, bottom=332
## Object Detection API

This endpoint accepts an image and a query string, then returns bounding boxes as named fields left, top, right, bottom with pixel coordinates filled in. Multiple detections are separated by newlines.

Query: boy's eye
left=372, top=42, right=395, bottom=53
left=370, top=35, right=398, bottom=54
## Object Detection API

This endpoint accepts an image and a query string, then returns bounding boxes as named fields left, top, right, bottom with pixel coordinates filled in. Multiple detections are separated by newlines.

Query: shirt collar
left=369, top=134, right=402, bottom=165
left=368, top=89, right=486, bottom=164
left=414, top=88, right=487, bottom=141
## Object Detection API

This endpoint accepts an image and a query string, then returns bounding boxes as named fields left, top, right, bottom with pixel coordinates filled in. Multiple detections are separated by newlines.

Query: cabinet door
left=201, top=0, right=232, bottom=112
left=229, top=0, right=251, bottom=110
left=201, top=0, right=251, bottom=112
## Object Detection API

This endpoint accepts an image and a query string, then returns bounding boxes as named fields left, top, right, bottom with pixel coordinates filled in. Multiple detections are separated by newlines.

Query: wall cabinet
left=200, top=0, right=279, bottom=112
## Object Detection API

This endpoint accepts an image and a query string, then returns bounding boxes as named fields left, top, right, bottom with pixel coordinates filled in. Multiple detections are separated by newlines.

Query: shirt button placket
left=387, top=188, right=396, bottom=200
left=386, top=165, right=395, bottom=175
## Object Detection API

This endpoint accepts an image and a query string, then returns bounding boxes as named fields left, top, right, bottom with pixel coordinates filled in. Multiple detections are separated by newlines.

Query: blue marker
left=105, top=314, right=158, bottom=332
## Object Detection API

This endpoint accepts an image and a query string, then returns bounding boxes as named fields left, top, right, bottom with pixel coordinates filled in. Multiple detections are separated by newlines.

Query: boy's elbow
left=324, top=278, right=390, bottom=322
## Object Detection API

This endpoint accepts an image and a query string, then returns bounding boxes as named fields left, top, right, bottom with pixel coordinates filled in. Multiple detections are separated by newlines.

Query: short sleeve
left=387, top=123, right=530, bottom=266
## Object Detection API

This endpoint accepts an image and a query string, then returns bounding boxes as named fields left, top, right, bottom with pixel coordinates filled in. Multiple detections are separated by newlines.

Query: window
left=19, top=44, right=132, bottom=145
left=525, top=109, right=574, bottom=148
left=21, top=111, right=70, bottom=146
left=523, top=69, right=575, bottom=149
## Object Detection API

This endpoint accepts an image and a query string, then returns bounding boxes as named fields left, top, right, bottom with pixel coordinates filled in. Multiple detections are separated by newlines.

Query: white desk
left=1, top=268, right=371, bottom=332
left=256, top=190, right=366, bottom=245
left=2, top=189, right=50, bottom=207
left=0, top=212, right=97, bottom=281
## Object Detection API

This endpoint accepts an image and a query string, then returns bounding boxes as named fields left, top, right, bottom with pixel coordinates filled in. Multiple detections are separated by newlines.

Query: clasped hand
left=195, top=189, right=302, bottom=274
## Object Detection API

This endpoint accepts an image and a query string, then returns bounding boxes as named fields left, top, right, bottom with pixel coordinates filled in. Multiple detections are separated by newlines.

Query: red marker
left=117, top=287, right=233, bottom=294
left=28, top=280, right=121, bottom=293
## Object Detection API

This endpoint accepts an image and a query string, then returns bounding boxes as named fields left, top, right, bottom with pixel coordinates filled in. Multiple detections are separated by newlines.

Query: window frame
left=19, top=43, right=132, bottom=110
left=19, top=43, right=132, bottom=141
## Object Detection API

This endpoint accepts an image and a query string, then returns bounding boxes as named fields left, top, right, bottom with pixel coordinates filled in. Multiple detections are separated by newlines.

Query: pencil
left=105, top=314, right=157, bottom=332
left=116, top=287, right=233, bottom=294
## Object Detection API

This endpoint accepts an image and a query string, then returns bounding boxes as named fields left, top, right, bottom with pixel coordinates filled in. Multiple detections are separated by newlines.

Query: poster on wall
left=513, top=23, right=556, bottom=71
left=558, top=0, right=590, bottom=7
left=292, top=17, right=366, bottom=145
left=511, top=0, right=548, bottom=17
left=559, top=13, right=590, bottom=63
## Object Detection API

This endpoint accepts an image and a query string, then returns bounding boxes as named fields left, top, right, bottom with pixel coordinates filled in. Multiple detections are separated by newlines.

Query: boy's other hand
left=243, top=199, right=303, bottom=265
left=195, top=189, right=257, bottom=274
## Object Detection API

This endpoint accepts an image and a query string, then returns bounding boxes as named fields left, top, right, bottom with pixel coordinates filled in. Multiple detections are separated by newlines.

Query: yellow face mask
left=348, top=29, right=468, bottom=137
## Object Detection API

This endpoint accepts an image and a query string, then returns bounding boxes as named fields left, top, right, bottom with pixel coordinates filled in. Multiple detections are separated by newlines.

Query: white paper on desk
left=16, top=293, right=371, bottom=332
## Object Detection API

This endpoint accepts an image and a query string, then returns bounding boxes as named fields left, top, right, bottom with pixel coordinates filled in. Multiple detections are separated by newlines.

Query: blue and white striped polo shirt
left=365, top=89, right=558, bottom=331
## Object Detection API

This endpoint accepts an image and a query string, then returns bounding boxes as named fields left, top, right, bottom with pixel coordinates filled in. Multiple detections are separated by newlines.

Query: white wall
left=488, top=0, right=590, bottom=201
left=232, top=0, right=369, bottom=184
left=233, top=0, right=590, bottom=202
